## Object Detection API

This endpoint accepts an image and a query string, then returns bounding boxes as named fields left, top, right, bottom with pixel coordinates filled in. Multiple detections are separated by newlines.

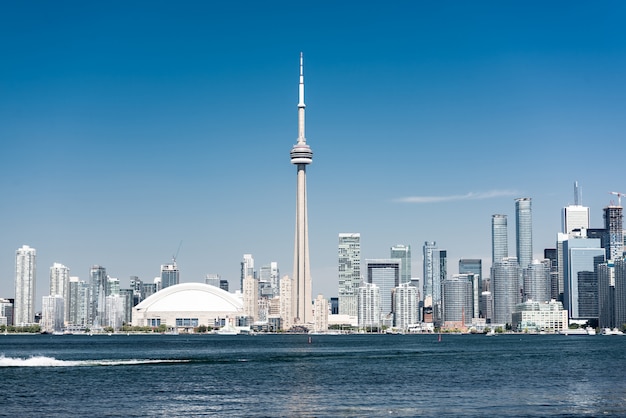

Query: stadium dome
left=132, top=282, right=243, bottom=329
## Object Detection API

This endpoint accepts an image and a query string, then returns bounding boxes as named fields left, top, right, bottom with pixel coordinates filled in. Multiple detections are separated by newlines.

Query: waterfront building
left=366, top=259, right=401, bottom=318
left=0, top=299, right=14, bottom=326
left=562, top=236, right=605, bottom=320
left=15, top=245, right=36, bottom=326
left=615, top=258, right=626, bottom=328
left=49, top=262, right=70, bottom=323
left=160, top=263, right=179, bottom=289
left=41, top=295, right=64, bottom=333
left=357, top=282, right=380, bottom=330
left=604, top=205, right=624, bottom=260
left=423, top=242, right=446, bottom=325
left=511, top=300, right=568, bottom=333
left=279, top=275, right=293, bottom=330
left=119, top=288, right=133, bottom=325
left=89, top=265, right=108, bottom=327
left=443, top=275, right=473, bottom=326
left=523, top=260, right=551, bottom=303
left=243, top=276, right=259, bottom=322
left=515, top=197, right=533, bottom=269
left=491, top=215, right=508, bottom=264
left=544, top=248, right=559, bottom=301
left=393, top=282, right=418, bottom=330
left=68, top=277, right=89, bottom=327
left=459, top=259, right=482, bottom=285
left=338, top=233, right=361, bottom=317
left=480, top=291, right=493, bottom=323
left=597, top=261, right=615, bottom=329
left=290, top=53, right=314, bottom=325
left=492, top=257, right=520, bottom=325
left=104, top=294, right=125, bottom=330
left=240, top=254, right=254, bottom=292
left=132, top=283, right=244, bottom=331
left=390, top=245, right=411, bottom=284
left=313, top=294, right=329, bottom=333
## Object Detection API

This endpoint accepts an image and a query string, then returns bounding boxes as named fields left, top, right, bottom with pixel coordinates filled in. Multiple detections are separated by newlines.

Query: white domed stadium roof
left=132, top=282, right=243, bottom=327
left=135, top=282, right=242, bottom=312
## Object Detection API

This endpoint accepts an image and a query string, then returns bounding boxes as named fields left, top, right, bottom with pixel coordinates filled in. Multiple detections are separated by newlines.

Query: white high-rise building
left=41, top=295, right=64, bottom=333
left=279, top=275, right=293, bottom=330
left=357, top=282, right=380, bottom=330
left=15, top=245, right=36, bottom=326
left=313, top=294, right=329, bottom=333
left=104, top=294, right=125, bottom=330
left=50, top=262, right=70, bottom=323
left=562, top=181, right=590, bottom=234
left=68, top=277, right=90, bottom=327
left=523, top=260, right=551, bottom=303
left=443, top=275, right=473, bottom=326
left=338, top=233, right=361, bottom=317
left=492, top=257, right=521, bottom=325
left=393, top=282, right=417, bottom=330
left=290, top=53, right=314, bottom=325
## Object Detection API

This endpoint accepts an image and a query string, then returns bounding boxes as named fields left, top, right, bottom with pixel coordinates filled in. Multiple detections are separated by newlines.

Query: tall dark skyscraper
left=604, top=205, right=624, bottom=260
left=515, top=197, right=533, bottom=269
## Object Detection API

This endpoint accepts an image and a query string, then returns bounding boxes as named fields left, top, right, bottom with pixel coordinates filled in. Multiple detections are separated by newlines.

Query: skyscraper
left=290, top=53, right=313, bottom=325
left=240, top=254, right=254, bottom=291
left=366, top=259, right=401, bottom=318
left=50, top=262, right=70, bottom=323
left=89, top=265, right=107, bottom=327
left=515, top=197, right=533, bottom=269
left=423, top=242, right=446, bottom=325
left=562, top=182, right=590, bottom=234
left=603, top=205, right=624, bottom=260
left=160, top=263, right=179, bottom=289
left=357, top=282, right=381, bottom=330
left=15, top=245, right=36, bottom=326
left=338, top=233, right=361, bottom=317
left=390, top=245, right=411, bottom=284
left=522, top=260, right=551, bottom=303
left=491, top=257, right=520, bottom=325
left=491, top=215, right=508, bottom=265
left=443, top=275, right=473, bottom=326
left=393, top=282, right=418, bottom=330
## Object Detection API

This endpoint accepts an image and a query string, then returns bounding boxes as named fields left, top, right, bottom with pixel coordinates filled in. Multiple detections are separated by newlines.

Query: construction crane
left=609, top=191, right=626, bottom=207
left=172, top=241, right=182, bottom=265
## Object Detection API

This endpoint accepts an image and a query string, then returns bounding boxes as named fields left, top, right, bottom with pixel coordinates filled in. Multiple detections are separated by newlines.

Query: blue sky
left=1, top=1, right=625, bottom=307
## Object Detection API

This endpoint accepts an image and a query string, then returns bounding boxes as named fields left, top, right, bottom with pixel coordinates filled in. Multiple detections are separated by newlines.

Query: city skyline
left=2, top=2, right=626, bottom=307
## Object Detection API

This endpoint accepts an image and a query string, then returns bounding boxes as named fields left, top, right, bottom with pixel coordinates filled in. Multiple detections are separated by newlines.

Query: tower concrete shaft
left=290, top=53, right=313, bottom=324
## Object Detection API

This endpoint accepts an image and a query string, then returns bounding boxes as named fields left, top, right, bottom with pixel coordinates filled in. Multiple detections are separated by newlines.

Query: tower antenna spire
left=297, top=52, right=306, bottom=144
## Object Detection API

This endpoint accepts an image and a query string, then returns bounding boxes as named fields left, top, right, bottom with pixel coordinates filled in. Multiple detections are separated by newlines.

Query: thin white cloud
left=396, top=190, right=520, bottom=204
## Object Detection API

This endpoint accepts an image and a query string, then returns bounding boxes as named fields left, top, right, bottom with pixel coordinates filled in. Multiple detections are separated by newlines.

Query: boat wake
left=0, top=355, right=190, bottom=367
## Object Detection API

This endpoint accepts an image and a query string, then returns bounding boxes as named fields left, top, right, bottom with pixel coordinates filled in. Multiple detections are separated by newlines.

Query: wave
left=0, top=355, right=190, bottom=367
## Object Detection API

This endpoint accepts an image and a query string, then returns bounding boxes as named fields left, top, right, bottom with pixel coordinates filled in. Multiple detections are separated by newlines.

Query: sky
left=1, top=1, right=625, bottom=309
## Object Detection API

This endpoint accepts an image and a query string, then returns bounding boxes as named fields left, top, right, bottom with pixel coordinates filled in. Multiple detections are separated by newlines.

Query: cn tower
left=290, top=53, right=313, bottom=324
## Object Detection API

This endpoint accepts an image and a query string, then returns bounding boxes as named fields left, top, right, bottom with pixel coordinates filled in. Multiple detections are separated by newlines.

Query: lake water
left=0, top=333, right=625, bottom=417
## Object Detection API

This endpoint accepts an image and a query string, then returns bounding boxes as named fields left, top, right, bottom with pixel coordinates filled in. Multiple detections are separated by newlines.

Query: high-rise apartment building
left=357, top=282, right=380, bottom=330
left=68, top=277, right=89, bottom=327
left=160, top=263, right=179, bottom=289
left=49, top=262, right=70, bottom=323
left=89, top=265, right=108, bottom=327
left=423, top=242, right=446, bottom=325
left=290, top=53, right=314, bottom=325
left=338, top=233, right=361, bottom=317
left=515, top=198, right=533, bottom=269
left=604, top=205, right=624, bottom=260
left=279, top=275, right=293, bottom=331
left=492, top=215, right=508, bottom=265
left=15, top=245, right=36, bottom=326
left=240, top=254, right=254, bottom=292
left=243, top=275, right=259, bottom=322
left=313, top=294, right=328, bottom=333
left=393, top=282, right=418, bottom=330
left=41, top=295, right=64, bottom=333
left=491, top=257, right=520, bottom=325
left=443, top=275, right=473, bottom=326
left=522, top=260, right=551, bottom=303
left=259, top=262, right=280, bottom=297
left=390, top=245, right=411, bottom=284
left=366, top=259, right=401, bottom=318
